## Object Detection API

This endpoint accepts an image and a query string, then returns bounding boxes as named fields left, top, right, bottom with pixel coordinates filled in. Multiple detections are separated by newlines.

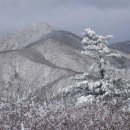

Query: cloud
left=40, top=0, right=130, bottom=9
left=0, top=0, right=130, bottom=42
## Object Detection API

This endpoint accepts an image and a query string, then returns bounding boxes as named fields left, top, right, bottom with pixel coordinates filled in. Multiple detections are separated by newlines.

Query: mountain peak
left=0, top=23, right=61, bottom=51
left=21, top=22, right=61, bottom=32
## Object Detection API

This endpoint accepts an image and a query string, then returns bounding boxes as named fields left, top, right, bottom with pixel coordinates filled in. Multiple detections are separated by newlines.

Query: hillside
left=109, top=41, right=130, bottom=54
left=0, top=24, right=130, bottom=130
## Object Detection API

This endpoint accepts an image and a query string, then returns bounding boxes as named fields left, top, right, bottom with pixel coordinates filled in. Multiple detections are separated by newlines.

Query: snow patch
left=77, top=95, right=95, bottom=104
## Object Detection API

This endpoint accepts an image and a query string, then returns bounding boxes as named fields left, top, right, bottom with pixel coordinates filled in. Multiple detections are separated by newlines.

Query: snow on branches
left=81, top=28, right=113, bottom=54
left=81, top=28, right=113, bottom=45
left=70, top=28, right=130, bottom=106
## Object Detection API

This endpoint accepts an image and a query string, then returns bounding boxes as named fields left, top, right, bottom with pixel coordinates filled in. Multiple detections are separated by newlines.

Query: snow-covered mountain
left=0, top=23, right=61, bottom=51
left=109, top=41, right=130, bottom=54
left=0, top=24, right=130, bottom=130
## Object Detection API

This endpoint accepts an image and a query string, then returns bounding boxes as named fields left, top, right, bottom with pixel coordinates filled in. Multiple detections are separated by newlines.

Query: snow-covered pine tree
left=60, top=28, right=130, bottom=107
left=79, top=28, right=130, bottom=105
left=81, top=28, right=113, bottom=79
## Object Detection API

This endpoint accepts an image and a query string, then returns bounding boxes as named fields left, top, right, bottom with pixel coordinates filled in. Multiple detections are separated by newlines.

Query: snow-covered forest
left=0, top=27, right=130, bottom=130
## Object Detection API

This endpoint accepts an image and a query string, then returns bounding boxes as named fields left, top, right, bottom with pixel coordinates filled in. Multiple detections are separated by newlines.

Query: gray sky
left=0, top=0, right=130, bottom=42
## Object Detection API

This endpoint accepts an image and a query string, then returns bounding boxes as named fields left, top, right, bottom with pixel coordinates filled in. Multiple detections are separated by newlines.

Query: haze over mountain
left=1, top=0, right=130, bottom=43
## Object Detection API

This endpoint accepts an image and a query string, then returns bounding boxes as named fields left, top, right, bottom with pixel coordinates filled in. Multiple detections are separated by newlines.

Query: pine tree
left=64, top=28, right=130, bottom=106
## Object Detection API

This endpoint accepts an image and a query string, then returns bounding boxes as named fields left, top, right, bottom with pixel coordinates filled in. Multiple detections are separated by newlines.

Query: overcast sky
left=0, top=0, right=130, bottom=42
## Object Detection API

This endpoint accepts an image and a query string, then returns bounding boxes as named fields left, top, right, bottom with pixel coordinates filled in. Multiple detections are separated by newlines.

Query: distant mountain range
left=109, top=41, right=130, bottom=54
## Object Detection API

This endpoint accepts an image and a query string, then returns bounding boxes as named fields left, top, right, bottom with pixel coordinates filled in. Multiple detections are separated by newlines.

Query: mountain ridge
left=109, top=41, right=130, bottom=54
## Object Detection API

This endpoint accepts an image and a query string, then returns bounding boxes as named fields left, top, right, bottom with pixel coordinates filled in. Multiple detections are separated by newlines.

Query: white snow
left=21, top=122, right=24, bottom=130
left=77, top=95, right=95, bottom=104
